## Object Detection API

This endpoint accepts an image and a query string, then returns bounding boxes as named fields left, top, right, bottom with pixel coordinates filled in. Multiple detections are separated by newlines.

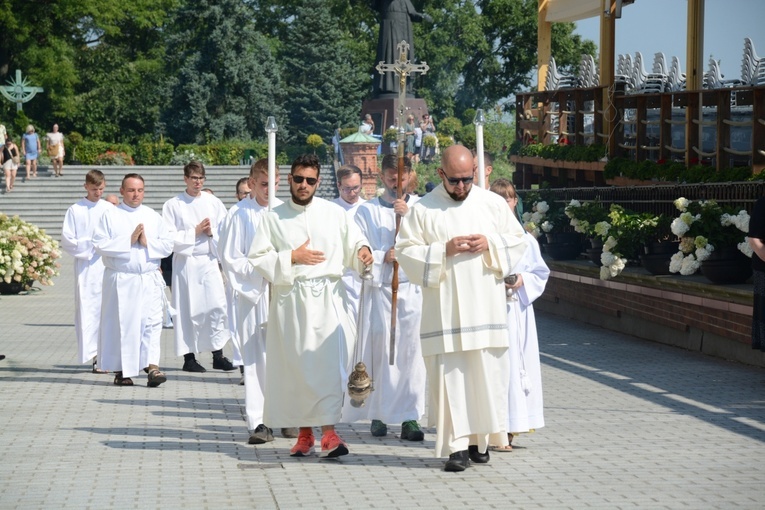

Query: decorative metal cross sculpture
left=375, top=41, right=429, bottom=136
left=0, top=70, right=44, bottom=112
left=375, top=40, right=428, bottom=365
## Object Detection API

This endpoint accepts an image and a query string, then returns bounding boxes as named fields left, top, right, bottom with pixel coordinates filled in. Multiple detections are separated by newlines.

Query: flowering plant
left=0, top=214, right=62, bottom=288
left=169, top=149, right=210, bottom=166
left=669, top=198, right=750, bottom=275
left=565, top=199, right=610, bottom=237
left=590, top=204, right=663, bottom=280
left=521, top=191, right=567, bottom=237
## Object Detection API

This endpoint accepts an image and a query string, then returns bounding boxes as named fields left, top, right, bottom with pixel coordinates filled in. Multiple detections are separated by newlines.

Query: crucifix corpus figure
left=375, top=40, right=428, bottom=365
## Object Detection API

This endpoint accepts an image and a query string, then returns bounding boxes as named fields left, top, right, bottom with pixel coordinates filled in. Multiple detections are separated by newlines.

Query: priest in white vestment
left=489, top=178, right=549, bottom=450
left=93, top=174, right=174, bottom=386
left=61, top=170, right=113, bottom=371
left=162, top=161, right=234, bottom=373
left=248, top=154, right=373, bottom=459
left=332, top=164, right=367, bottom=319
left=219, top=160, right=296, bottom=444
left=341, top=155, right=426, bottom=441
left=395, top=145, right=527, bottom=472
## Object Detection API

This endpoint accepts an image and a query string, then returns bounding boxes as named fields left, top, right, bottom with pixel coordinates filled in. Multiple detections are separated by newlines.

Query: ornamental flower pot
left=700, top=248, right=753, bottom=284
left=640, top=253, right=673, bottom=275
left=0, top=280, right=26, bottom=295
left=643, top=240, right=680, bottom=255
left=586, top=247, right=603, bottom=266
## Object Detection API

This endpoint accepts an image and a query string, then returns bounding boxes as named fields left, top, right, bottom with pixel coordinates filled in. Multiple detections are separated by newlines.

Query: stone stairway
left=0, top=164, right=338, bottom=238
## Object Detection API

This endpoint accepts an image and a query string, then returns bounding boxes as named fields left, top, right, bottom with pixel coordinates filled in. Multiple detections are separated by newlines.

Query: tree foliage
left=0, top=0, right=597, bottom=143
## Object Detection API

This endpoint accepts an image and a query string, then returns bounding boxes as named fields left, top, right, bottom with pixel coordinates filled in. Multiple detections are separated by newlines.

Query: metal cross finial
left=0, top=70, right=44, bottom=112
left=376, top=40, right=429, bottom=132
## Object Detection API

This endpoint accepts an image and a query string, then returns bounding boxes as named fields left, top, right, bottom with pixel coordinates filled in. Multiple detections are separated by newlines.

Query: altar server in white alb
left=490, top=178, right=548, bottom=451
left=60, top=169, right=113, bottom=373
left=395, top=145, right=527, bottom=472
left=93, top=173, right=174, bottom=387
left=248, top=154, right=373, bottom=459
left=341, top=154, right=426, bottom=441
left=162, top=161, right=235, bottom=373
left=332, top=164, right=367, bottom=319
left=219, top=159, right=298, bottom=444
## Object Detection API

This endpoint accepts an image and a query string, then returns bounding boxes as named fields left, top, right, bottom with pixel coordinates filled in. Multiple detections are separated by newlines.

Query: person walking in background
left=248, top=154, right=373, bottom=459
left=47, top=124, right=65, bottom=177
left=395, top=145, right=527, bottom=472
left=21, top=125, right=40, bottom=180
left=162, top=161, right=235, bottom=374
left=342, top=154, right=426, bottom=442
left=748, top=197, right=765, bottom=352
left=333, top=164, right=367, bottom=319
left=1, top=138, right=20, bottom=192
left=93, top=174, right=174, bottom=387
left=489, top=178, right=548, bottom=452
left=61, top=170, right=113, bottom=374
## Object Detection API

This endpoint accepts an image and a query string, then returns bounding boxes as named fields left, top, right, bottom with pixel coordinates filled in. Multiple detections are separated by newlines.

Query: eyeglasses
left=292, top=175, right=318, bottom=186
left=187, top=176, right=206, bottom=182
left=443, top=175, right=473, bottom=186
left=341, top=186, right=361, bottom=194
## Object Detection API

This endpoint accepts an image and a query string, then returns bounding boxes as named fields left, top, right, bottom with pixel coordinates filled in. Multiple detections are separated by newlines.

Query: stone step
left=1, top=164, right=340, bottom=238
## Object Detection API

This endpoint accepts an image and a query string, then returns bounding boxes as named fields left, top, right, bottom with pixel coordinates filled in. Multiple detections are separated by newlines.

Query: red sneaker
left=319, top=431, right=349, bottom=458
left=289, top=432, right=315, bottom=457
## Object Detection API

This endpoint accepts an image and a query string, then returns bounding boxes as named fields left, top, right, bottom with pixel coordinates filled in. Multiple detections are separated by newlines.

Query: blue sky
left=573, top=0, right=765, bottom=82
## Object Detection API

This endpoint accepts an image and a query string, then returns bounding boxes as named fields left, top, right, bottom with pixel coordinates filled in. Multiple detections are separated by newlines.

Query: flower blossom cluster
left=522, top=200, right=549, bottom=237
left=599, top=235, right=626, bottom=280
left=0, top=214, right=62, bottom=287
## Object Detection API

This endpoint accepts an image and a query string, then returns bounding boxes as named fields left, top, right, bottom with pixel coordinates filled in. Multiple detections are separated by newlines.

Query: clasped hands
left=291, top=239, right=373, bottom=267
left=195, top=218, right=213, bottom=237
left=131, top=224, right=148, bottom=247
left=445, top=234, right=488, bottom=256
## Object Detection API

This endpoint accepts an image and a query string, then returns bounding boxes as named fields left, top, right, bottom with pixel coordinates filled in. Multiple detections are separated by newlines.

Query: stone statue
left=374, top=0, right=432, bottom=97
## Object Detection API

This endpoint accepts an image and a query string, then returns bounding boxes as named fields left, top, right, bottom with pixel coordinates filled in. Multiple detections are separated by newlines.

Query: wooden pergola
left=536, top=0, right=707, bottom=156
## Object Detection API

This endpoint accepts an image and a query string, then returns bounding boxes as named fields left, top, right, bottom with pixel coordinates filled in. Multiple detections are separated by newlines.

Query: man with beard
left=395, top=145, right=527, bottom=472
left=248, top=154, right=373, bottom=459
left=341, top=155, right=426, bottom=442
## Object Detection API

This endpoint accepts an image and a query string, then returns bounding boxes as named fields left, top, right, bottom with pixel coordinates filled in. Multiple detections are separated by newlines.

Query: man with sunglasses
left=395, top=145, right=527, bottom=472
left=249, top=154, right=373, bottom=459
left=163, top=161, right=236, bottom=374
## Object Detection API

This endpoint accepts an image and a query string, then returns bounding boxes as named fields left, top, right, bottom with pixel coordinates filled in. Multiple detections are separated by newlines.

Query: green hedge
left=603, top=157, right=754, bottom=183
left=74, top=141, right=135, bottom=165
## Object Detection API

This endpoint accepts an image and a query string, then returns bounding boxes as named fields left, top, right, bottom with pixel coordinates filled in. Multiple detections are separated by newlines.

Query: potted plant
left=668, top=198, right=752, bottom=283
left=564, top=199, right=610, bottom=265
left=522, top=193, right=580, bottom=260
left=0, top=214, right=62, bottom=294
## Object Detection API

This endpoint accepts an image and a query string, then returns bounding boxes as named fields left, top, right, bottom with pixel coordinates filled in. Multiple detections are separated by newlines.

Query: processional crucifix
left=0, top=70, right=44, bottom=112
left=375, top=40, right=428, bottom=365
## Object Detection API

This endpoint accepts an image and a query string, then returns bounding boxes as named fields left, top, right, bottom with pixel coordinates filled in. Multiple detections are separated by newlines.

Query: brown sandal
left=147, top=368, right=167, bottom=388
left=113, top=371, right=134, bottom=386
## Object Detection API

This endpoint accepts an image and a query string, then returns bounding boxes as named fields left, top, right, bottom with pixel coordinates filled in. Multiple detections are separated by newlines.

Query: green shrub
left=135, top=139, right=174, bottom=165
left=95, top=151, right=134, bottom=165
left=438, top=116, right=462, bottom=136
left=306, top=134, right=324, bottom=151
left=461, top=108, right=476, bottom=126
left=339, top=127, right=358, bottom=138
left=77, top=141, right=134, bottom=165
left=436, top=133, right=453, bottom=150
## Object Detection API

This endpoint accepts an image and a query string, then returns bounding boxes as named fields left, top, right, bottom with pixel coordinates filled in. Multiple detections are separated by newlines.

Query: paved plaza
left=0, top=253, right=763, bottom=509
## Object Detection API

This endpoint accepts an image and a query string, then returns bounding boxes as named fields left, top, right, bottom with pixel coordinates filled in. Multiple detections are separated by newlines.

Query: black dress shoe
left=444, top=450, right=470, bottom=472
left=468, top=444, right=490, bottom=464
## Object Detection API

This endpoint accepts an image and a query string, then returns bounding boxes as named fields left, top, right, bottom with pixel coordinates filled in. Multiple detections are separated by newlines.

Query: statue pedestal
left=362, top=97, right=429, bottom=136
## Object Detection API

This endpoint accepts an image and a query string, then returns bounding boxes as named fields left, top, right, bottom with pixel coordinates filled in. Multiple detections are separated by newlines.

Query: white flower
left=695, top=245, right=713, bottom=262
left=669, top=251, right=685, bottom=273
left=738, top=239, right=753, bottom=257
left=599, top=265, right=612, bottom=280
left=521, top=212, right=532, bottom=223
left=568, top=199, right=581, bottom=208
left=530, top=211, right=544, bottom=224
left=601, top=251, right=616, bottom=266
left=594, top=221, right=611, bottom=237
left=679, top=254, right=701, bottom=275
left=541, top=221, right=553, bottom=233
left=671, top=217, right=690, bottom=236
left=535, top=201, right=549, bottom=214
left=674, top=197, right=690, bottom=212
left=734, top=211, right=750, bottom=233
left=603, top=236, right=618, bottom=252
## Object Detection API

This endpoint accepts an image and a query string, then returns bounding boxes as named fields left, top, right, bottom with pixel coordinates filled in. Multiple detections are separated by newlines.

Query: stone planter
left=643, top=240, right=680, bottom=255
left=700, top=248, right=753, bottom=284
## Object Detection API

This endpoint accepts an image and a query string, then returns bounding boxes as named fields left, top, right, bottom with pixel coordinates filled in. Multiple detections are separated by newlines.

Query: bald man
left=395, top=145, right=527, bottom=472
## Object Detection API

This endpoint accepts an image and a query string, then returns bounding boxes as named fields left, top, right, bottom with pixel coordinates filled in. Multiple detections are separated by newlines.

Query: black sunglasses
left=292, top=175, right=318, bottom=185
left=441, top=172, right=473, bottom=185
